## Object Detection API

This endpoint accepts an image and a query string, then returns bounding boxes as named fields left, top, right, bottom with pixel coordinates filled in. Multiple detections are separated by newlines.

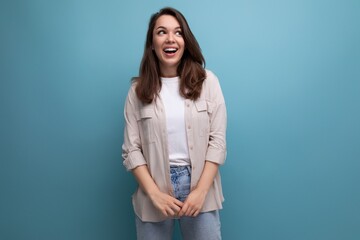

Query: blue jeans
left=135, top=166, right=222, bottom=240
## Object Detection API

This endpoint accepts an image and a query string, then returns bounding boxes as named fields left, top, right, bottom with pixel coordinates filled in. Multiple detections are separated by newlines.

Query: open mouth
left=163, top=48, right=178, bottom=54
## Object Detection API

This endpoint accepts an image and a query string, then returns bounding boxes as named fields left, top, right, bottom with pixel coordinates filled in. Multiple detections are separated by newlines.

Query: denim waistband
left=170, top=165, right=191, bottom=177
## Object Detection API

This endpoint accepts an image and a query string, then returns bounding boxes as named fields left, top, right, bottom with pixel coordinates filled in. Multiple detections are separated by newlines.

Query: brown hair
left=134, top=7, right=206, bottom=104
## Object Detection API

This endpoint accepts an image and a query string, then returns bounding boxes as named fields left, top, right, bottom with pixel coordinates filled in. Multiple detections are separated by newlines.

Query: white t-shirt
left=160, top=76, right=190, bottom=166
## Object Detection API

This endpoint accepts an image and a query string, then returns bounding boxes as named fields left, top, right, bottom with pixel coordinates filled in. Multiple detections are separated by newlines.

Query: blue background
left=1, top=0, right=359, bottom=239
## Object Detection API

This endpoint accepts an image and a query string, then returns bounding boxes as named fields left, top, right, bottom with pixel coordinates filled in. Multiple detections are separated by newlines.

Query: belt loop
left=186, top=165, right=192, bottom=174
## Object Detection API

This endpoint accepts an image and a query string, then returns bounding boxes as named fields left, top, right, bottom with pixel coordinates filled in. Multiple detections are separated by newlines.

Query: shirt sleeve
left=205, top=71, right=227, bottom=165
left=122, top=85, right=147, bottom=171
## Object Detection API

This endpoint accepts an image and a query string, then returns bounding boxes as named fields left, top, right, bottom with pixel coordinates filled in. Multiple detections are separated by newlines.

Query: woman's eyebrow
left=155, top=26, right=181, bottom=30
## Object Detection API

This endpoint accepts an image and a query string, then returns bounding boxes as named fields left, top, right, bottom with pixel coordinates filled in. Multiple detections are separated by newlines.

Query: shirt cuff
left=205, top=147, right=226, bottom=165
left=123, top=150, right=147, bottom=171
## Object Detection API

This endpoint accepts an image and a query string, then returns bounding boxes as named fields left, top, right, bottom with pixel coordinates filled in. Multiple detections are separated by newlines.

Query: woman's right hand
left=149, top=190, right=184, bottom=217
left=132, top=165, right=183, bottom=217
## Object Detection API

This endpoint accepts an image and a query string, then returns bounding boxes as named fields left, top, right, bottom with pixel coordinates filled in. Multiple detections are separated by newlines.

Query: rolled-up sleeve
left=205, top=71, right=227, bottom=165
left=122, top=86, right=147, bottom=171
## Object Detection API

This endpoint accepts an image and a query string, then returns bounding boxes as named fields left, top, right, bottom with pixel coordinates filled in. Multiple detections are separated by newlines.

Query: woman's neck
left=160, top=65, right=178, bottom=78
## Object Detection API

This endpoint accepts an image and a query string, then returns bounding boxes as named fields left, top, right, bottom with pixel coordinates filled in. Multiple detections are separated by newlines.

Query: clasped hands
left=149, top=188, right=207, bottom=218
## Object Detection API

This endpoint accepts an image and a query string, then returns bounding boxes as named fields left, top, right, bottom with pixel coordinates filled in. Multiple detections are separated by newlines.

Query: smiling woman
left=122, top=7, right=227, bottom=240
left=152, top=15, right=185, bottom=77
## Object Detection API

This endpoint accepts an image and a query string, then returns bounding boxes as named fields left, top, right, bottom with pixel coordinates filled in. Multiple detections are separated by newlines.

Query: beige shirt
left=122, top=69, right=227, bottom=222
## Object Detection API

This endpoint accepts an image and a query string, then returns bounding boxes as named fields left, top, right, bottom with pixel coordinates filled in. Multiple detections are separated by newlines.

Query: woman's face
left=152, top=15, right=185, bottom=77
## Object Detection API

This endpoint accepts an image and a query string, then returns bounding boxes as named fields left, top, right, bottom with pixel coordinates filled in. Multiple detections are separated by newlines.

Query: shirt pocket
left=195, top=100, right=210, bottom=137
left=136, top=108, right=155, bottom=144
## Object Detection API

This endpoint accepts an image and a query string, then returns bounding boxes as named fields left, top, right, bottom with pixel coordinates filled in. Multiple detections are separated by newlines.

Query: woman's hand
left=149, top=191, right=184, bottom=217
left=178, top=188, right=207, bottom=217
left=132, top=165, right=183, bottom=217
left=178, top=161, right=219, bottom=217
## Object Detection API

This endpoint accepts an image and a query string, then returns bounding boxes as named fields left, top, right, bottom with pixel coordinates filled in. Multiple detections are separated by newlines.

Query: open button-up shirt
left=122, top=69, right=227, bottom=222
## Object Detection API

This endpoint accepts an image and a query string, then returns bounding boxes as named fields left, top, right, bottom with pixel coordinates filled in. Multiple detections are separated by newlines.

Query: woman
left=122, top=7, right=227, bottom=240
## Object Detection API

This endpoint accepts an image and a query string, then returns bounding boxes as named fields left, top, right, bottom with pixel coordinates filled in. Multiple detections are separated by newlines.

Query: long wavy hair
left=134, top=7, right=206, bottom=104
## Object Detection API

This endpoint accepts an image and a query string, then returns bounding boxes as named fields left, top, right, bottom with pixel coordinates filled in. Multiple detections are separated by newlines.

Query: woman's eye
left=175, top=31, right=182, bottom=36
left=158, top=30, right=165, bottom=35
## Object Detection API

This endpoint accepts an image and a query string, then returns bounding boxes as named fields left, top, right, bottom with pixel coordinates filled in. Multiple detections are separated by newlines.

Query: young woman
left=122, top=7, right=227, bottom=240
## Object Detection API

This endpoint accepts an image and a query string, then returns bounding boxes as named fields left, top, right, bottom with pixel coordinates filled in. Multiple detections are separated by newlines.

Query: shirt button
left=187, top=125, right=191, bottom=129
left=190, top=146, right=193, bottom=150
left=187, top=103, right=190, bottom=107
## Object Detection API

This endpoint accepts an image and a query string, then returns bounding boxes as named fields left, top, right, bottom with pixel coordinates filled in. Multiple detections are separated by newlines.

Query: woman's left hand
left=177, top=187, right=207, bottom=217
left=178, top=161, right=219, bottom=217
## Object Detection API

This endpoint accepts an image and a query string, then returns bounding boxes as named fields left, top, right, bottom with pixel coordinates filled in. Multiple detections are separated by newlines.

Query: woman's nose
left=166, top=33, right=175, bottom=43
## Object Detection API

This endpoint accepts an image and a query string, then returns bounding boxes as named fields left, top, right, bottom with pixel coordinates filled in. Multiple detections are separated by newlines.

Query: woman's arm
left=179, top=71, right=227, bottom=217
left=123, top=86, right=183, bottom=217
left=178, top=161, right=219, bottom=217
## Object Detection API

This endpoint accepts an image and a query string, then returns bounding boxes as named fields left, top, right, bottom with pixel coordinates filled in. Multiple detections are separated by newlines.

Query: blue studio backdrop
left=1, top=0, right=359, bottom=239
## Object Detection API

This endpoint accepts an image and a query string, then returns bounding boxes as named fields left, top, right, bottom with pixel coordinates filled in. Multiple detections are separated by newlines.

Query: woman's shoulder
left=127, top=77, right=140, bottom=92
left=125, top=78, right=139, bottom=100
left=204, top=69, right=220, bottom=86
left=202, top=69, right=224, bottom=102
left=205, top=68, right=216, bottom=78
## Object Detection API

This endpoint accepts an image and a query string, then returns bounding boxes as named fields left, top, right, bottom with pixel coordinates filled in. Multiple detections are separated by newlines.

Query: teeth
left=164, top=48, right=177, bottom=52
